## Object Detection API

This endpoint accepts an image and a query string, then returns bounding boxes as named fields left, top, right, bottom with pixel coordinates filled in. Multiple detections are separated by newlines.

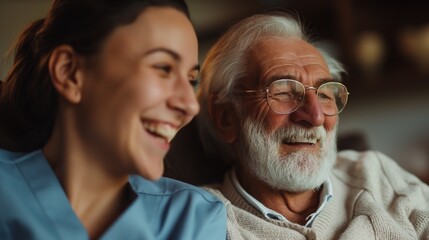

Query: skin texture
left=43, top=7, right=199, bottom=238
left=217, top=37, right=339, bottom=225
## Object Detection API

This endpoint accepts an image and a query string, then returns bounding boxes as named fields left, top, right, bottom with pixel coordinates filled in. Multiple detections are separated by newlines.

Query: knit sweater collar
left=221, top=169, right=338, bottom=228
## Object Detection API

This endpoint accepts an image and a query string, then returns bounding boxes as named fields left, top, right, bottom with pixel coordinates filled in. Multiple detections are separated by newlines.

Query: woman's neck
left=43, top=118, right=132, bottom=239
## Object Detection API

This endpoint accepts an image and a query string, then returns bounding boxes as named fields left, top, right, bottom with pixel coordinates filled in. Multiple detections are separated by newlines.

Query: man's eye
left=271, top=91, right=294, bottom=101
left=318, top=92, right=335, bottom=102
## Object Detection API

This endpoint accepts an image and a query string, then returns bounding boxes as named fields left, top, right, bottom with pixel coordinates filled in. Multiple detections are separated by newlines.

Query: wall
left=0, top=0, right=51, bottom=78
left=339, top=90, right=429, bottom=179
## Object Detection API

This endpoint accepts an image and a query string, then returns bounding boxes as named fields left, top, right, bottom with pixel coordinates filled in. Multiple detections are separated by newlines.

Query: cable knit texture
left=205, top=150, right=429, bottom=240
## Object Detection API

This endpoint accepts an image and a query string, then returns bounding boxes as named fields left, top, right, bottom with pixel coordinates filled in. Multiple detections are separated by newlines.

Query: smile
left=282, top=138, right=318, bottom=145
left=142, top=120, right=178, bottom=143
left=284, top=142, right=315, bottom=145
left=282, top=137, right=319, bottom=145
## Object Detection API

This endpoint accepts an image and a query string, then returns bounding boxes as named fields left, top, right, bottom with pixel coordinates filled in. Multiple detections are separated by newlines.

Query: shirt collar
left=230, top=168, right=333, bottom=227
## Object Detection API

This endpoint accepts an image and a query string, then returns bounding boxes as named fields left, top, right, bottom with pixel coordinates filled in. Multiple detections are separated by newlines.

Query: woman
left=0, top=1, right=226, bottom=239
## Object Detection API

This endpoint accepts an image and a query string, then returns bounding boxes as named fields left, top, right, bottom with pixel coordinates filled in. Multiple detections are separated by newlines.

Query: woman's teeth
left=143, top=122, right=177, bottom=142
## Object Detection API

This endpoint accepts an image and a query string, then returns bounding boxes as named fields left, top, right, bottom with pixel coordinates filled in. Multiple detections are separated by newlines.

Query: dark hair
left=0, top=0, right=190, bottom=152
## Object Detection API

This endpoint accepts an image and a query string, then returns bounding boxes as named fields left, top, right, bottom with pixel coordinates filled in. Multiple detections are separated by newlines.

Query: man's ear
left=48, top=45, right=83, bottom=104
left=208, top=94, right=239, bottom=143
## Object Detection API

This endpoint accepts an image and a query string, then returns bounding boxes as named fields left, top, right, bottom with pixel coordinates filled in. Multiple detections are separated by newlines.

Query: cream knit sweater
left=205, top=150, right=429, bottom=240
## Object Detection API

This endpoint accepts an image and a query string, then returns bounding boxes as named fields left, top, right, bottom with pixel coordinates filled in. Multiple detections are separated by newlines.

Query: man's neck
left=236, top=168, right=320, bottom=225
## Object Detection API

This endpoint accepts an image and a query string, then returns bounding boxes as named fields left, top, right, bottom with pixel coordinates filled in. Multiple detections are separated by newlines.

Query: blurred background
left=1, top=0, right=428, bottom=182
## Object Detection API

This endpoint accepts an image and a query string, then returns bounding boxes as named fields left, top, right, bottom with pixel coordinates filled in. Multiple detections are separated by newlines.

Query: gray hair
left=196, top=13, right=346, bottom=164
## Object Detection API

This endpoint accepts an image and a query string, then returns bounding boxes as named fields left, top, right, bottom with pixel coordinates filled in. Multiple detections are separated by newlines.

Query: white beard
left=238, top=118, right=337, bottom=192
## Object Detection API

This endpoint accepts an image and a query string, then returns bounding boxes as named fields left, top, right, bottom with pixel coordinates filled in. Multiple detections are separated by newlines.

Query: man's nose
left=289, top=90, right=324, bottom=127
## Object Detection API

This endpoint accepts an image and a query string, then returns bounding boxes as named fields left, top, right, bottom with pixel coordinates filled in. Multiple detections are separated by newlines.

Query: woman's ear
left=208, top=94, right=239, bottom=143
left=48, top=45, right=83, bottom=104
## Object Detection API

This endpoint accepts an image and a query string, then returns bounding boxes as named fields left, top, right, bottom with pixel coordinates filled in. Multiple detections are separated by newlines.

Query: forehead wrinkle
left=260, top=63, right=300, bottom=82
left=259, top=57, right=301, bottom=76
left=299, top=54, right=329, bottom=67
left=298, top=54, right=327, bottom=63
left=302, top=62, right=330, bottom=72
left=259, top=54, right=299, bottom=64
left=260, top=61, right=330, bottom=87
left=299, top=54, right=323, bottom=59
left=260, top=54, right=326, bottom=68
left=252, top=38, right=331, bottom=86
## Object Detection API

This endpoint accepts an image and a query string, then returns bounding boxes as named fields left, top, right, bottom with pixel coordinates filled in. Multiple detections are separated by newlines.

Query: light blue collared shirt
left=0, top=149, right=227, bottom=240
left=231, top=169, right=333, bottom=227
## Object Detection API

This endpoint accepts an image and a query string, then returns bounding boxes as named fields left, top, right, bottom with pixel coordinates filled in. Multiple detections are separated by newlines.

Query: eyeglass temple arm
left=243, top=89, right=267, bottom=94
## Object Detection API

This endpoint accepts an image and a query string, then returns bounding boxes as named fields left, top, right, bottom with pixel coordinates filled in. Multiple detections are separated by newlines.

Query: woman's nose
left=169, top=77, right=200, bottom=119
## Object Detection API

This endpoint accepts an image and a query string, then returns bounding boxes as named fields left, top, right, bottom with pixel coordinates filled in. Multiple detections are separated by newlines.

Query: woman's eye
left=154, top=64, right=172, bottom=75
left=189, top=79, right=198, bottom=87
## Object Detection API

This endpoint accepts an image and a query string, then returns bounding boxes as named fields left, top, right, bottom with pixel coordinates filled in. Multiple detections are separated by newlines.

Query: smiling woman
left=0, top=0, right=226, bottom=239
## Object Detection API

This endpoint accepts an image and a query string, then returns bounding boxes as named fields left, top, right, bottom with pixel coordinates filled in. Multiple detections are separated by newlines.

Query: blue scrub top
left=0, top=149, right=226, bottom=240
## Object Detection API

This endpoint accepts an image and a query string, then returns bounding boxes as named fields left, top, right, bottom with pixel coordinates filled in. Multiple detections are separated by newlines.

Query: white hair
left=197, top=13, right=346, bottom=164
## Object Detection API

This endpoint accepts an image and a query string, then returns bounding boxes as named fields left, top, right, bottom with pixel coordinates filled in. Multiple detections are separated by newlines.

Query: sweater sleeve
left=336, top=150, right=429, bottom=239
left=374, top=151, right=429, bottom=239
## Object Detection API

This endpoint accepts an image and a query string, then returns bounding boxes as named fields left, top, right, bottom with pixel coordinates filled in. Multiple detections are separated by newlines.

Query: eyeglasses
left=241, top=79, right=349, bottom=116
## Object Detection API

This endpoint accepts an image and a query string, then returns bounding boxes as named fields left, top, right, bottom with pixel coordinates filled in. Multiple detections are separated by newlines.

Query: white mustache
left=241, top=118, right=337, bottom=192
left=273, top=124, right=327, bottom=145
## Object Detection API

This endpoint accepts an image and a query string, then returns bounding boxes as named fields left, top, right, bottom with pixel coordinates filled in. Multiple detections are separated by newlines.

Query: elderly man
left=194, top=14, right=429, bottom=239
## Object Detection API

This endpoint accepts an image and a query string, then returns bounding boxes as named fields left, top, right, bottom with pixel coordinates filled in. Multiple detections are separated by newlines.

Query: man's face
left=235, top=37, right=338, bottom=191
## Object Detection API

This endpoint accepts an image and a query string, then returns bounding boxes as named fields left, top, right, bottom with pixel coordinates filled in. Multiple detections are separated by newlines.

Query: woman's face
left=76, top=7, right=199, bottom=180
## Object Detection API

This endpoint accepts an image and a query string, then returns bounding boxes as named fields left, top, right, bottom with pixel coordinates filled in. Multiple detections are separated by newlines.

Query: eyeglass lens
left=267, top=80, right=348, bottom=116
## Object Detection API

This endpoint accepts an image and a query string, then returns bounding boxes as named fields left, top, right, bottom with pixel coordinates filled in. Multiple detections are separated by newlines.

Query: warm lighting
left=354, top=31, right=385, bottom=76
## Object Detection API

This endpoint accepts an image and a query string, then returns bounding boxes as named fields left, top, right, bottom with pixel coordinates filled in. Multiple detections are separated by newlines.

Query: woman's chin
left=138, top=163, right=164, bottom=181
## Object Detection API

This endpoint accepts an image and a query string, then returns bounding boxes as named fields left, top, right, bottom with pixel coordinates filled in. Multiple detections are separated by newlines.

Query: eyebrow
left=144, top=47, right=180, bottom=60
left=267, top=74, right=337, bottom=86
left=267, top=74, right=296, bottom=83
left=144, top=47, right=200, bottom=72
